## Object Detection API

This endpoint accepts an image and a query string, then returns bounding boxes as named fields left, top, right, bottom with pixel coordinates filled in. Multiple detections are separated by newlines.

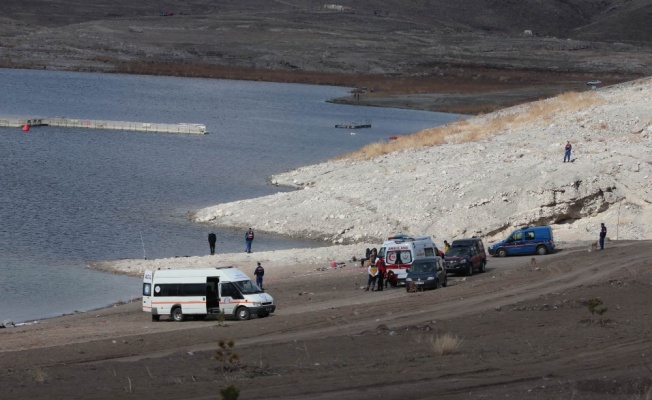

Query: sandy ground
left=2, top=240, right=651, bottom=399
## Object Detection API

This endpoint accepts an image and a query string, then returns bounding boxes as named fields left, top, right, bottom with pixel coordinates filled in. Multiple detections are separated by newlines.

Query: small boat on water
left=335, top=119, right=372, bottom=129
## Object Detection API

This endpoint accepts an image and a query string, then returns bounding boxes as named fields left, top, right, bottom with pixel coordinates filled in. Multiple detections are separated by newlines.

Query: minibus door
left=206, top=277, right=220, bottom=314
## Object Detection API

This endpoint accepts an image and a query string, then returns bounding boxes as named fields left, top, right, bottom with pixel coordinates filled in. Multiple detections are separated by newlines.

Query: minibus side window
left=181, top=284, right=206, bottom=296
left=424, top=247, right=434, bottom=257
left=143, top=283, right=151, bottom=296
left=154, top=284, right=178, bottom=296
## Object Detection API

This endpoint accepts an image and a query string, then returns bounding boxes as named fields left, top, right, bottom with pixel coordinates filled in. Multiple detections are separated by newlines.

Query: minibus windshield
left=234, top=279, right=263, bottom=294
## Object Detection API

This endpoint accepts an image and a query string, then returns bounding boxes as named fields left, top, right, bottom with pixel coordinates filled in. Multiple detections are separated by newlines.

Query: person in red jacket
left=376, top=257, right=386, bottom=291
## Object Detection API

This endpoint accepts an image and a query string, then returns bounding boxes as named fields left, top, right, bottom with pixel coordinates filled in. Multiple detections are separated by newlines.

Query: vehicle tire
left=434, top=279, right=440, bottom=289
left=479, top=261, right=486, bottom=273
left=466, top=263, right=473, bottom=276
left=536, top=245, right=548, bottom=255
left=496, top=248, right=508, bottom=257
left=171, top=307, right=184, bottom=322
left=151, top=314, right=160, bottom=322
left=442, top=277, right=448, bottom=287
left=236, top=307, right=251, bottom=321
left=257, top=311, right=270, bottom=318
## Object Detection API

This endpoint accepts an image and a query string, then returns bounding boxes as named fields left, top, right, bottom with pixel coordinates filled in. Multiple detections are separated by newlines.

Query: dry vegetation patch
left=431, top=333, right=463, bottom=356
left=338, top=90, right=606, bottom=160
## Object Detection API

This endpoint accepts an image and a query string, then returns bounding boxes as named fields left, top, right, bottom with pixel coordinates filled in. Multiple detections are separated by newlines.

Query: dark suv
left=444, top=238, right=487, bottom=276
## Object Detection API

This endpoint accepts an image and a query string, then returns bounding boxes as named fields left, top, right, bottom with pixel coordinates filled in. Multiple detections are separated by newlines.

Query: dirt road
left=2, top=240, right=651, bottom=399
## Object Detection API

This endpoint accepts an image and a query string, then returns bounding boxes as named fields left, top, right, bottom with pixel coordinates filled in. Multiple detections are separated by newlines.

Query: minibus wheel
left=236, top=307, right=251, bottom=321
left=496, top=248, right=507, bottom=257
left=171, top=307, right=185, bottom=322
left=536, top=245, right=548, bottom=255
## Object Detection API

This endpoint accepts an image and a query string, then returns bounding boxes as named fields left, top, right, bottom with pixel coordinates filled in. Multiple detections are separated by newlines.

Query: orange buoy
left=22, top=124, right=30, bottom=132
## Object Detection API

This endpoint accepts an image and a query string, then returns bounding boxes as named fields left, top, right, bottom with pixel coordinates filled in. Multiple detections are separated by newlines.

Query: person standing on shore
left=254, top=262, right=265, bottom=290
left=208, top=232, right=217, bottom=255
left=245, top=228, right=254, bottom=253
left=599, top=223, right=607, bottom=250
left=444, top=240, right=450, bottom=252
left=564, top=141, right=572, bottom=163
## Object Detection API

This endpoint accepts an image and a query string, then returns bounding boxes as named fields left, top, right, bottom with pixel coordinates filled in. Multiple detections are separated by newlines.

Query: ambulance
left=377, top=234, right=441, bottom=287
left=142, top=266, right=275, bottom=322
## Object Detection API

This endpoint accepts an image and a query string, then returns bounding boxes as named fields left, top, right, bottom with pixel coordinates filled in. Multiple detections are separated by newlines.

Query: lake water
left=0, top=68, right=459, bottom=323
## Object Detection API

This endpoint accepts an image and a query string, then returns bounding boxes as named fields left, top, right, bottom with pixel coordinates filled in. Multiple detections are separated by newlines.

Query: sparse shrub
left=587, top=298, right=608, bottom=324
left=216, top=310, right=226, bottom=327
left=30, top=366, right=47, bottom=383
left=214, top=339, right=240, bottom=372
left=220, top=384, right=240, bottom=400
left=431, top=333, right=463, bottom=355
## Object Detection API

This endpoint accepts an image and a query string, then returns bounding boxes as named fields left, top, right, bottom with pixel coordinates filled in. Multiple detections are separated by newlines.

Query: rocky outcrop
left=194, top=78, right=652, bottom=245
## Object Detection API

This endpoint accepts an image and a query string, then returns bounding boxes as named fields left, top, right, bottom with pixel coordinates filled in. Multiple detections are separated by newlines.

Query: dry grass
left=337, top=90, right=606, bottom=160
left=30, top=366, right=48, bottom=383
left=431, top=333, right=463, bottom=356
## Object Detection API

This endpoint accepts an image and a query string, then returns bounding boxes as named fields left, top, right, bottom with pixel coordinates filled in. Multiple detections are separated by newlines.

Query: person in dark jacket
left=245, top=228, right=254, bottom=253
left=564, top=141, right=572, bottom=163
left=599, top=223, right=607, bottom=250
left=208, top=232, right=217, bottom=255
left=254, top=262, right=265, bottom=290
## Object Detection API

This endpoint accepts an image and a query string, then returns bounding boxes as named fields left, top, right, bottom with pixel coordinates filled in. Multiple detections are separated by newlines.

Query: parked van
left=377, top=234, right=440, bottom=287
left=405, top=256, right=447, bottom=291
left=488, top=226, right=555, bottom=257
left=445, top=237, right=487, bottom=275
left=142, top=266, right=275, bottom=322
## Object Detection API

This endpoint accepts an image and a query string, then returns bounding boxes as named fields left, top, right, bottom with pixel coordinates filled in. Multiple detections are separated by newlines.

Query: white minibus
left=142, top=266, right=275, bottom=322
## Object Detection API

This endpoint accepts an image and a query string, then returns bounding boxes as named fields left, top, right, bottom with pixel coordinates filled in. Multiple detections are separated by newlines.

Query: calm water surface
left=0, top=69, right=459, bottom=322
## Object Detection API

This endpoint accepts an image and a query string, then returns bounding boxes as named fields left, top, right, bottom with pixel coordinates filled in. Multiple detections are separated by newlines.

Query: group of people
left=362, top=248, right=388, bottom=291
left=207, top=227, right=256, bottom=255
left=207, top=229, right=266, bottom=290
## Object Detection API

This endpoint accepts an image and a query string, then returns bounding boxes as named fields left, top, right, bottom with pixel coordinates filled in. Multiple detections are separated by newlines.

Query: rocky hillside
left=1, top=0, right=651, bottom=76
left=194, top=78, right=652, bottom=245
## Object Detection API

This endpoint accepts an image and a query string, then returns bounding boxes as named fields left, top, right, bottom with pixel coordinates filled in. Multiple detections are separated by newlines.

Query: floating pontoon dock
left=334, top=119, right=372, bottom=129
left=0, top=117, right=208, bottom=134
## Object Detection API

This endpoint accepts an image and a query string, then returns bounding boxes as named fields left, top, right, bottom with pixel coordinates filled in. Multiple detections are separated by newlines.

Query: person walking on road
left=245, top=228, right=254, bottom=253
left=254, top=262, right=265, bottom=290
left=564, top=141, right=572, bottom=163
left=208, top=232, right=217, bottom=255
left=599, top=223, right=607, bottom=250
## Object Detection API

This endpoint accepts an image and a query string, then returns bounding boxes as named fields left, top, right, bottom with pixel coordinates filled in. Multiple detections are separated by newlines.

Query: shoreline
left=2, top=64, right=624, bottom=116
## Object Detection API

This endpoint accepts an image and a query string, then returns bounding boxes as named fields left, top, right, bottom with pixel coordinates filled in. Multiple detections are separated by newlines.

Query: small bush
left=587, top=298, right=608, bottom=324
left=214, top=339, right=240, bottom=372
left=431, top=333, right=463, bottom=355
left=220, top=384, right=240, bottom=400
left=30, top=366, right=48, bottom=383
